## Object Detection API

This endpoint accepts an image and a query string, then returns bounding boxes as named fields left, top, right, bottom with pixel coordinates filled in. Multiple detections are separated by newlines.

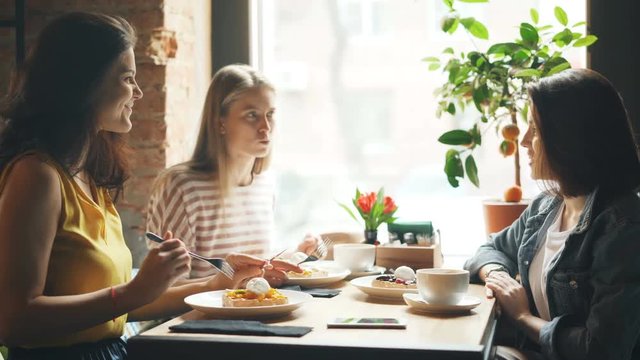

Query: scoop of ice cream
left=246, top=277, right=270, bottom=295
left=394, top=266, right=416, bottom=281
left=290, top=251, right=309, bottom=264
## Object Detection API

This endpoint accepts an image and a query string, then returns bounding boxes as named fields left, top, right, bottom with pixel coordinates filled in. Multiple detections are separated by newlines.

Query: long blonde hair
left=172, top=64, right=274, bottom=197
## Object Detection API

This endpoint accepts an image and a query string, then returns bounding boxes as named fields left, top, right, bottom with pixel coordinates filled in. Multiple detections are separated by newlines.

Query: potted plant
left=339, top=187, right=399, bottom=245
left=424, top=0, right=597, bottom=233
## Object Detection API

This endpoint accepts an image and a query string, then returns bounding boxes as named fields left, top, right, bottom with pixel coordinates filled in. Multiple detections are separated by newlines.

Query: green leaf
left=573, top=35, right=598, bottom=47
left=442, top=16, right=459, bottom=34
left=530, top=9, right=539, bottom=24
left=443, top=0, right=454, bottom=9
left=375, top=187, right=385, bottom=207
left=572, top=21, right=586, bottom=28
left=438, top=130, right=473, bottom=145
left=554, top=6, right=568, bottom=26
left=552, top=28, right=574, bottom=46
left=428, top=63, right=441, bottom=71
left=512, top=49, right=531, bottom=64
left=443, top=47, right=455, bottom=54
left=448, top=63, right=460, bottom=83
left=447, top=103, right=456, bottom=115
left=470, top=124, right=482, bottom=146
left=472, top=83, right=490, bottom=112
left=536, top=25, right=553, bottom=32
left=465, top=155, right=479, bottom=187
left=338, top=202, right=361, bottom=225
left=461, top=17, right=489, bottom=40
left=542, top=56, right=569, bottom=75
left=422, top=56, right=440, bottom=62
left=537, top=50, right=549, bottom=59
left=519, top=23, right=539, bottom=48
left=546, top=61, right=571, bottom=76
left=514, top=69, right=541, bottom=78
left=520, top=102, right=529, bottom=123
left=444, top=149, right=464, bottom=187
left=487, top=42, right=523, bottom=55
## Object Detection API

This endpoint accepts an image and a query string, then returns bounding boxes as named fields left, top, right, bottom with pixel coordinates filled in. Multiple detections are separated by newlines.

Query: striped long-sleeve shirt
left=145, top=169, right=274, bottom=278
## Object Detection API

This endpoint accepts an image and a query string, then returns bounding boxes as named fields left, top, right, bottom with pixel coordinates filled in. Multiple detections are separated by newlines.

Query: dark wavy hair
left=0, top=12, right=137, bottom=197
left=527, top=68, right=640, bottom=198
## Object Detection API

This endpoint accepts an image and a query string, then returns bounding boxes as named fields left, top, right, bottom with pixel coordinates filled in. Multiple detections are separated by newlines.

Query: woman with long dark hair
left=0, top=12, right=296, bottom=359
left=465, top=68, right=640, bottom=359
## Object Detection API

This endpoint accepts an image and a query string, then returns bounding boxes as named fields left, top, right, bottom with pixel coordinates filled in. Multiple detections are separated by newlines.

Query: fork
left=298, top=236, right=333, bottom=264
left=145, top=232, right=235, bottom=279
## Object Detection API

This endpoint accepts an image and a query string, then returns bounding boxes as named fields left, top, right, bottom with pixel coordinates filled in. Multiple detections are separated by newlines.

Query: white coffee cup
left=416, top=268, right=469, bottom=305
left=333, top=243, right=376, bottom=272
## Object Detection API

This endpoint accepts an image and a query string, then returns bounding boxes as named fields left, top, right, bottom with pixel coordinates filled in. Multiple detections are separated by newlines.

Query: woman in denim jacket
left=465, top=68, right=640, bottom=360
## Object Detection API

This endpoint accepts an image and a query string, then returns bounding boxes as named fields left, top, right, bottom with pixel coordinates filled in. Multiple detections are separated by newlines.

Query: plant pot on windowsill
left=482, top=199, right=530, bottom=236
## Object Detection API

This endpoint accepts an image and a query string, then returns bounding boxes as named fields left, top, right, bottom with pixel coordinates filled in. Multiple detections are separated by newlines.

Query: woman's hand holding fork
left=207, top=253, right=303, bottom=289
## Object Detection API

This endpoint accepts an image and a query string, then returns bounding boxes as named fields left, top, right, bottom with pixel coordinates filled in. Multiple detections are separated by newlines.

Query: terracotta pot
left=482, top=199, right=530, bottom=236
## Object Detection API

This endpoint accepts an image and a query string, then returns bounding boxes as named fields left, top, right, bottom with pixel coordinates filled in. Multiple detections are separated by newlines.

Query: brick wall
left=0, top=0, right=211, bottom=266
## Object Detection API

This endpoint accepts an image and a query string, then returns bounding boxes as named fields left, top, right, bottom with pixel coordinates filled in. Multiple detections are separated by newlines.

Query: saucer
left=346, top=265, right=386, bottom=279
left=403, top=293, right=481, bottom=314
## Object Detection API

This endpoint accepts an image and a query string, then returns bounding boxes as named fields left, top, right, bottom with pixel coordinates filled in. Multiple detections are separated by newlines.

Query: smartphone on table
left=327, top=317, right=407, bottom=329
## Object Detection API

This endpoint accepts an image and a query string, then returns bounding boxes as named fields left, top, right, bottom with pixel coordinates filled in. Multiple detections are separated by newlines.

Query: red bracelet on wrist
left=110, top=286, right=117, bottom=323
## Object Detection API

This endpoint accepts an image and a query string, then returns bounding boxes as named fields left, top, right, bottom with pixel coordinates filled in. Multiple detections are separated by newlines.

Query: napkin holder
left=376, top=221, right=442, bottom=270
left=375, top=243, right=443, bottom=270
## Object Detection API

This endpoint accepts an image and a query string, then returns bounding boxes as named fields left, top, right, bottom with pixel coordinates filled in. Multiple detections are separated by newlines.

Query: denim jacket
left=464, top=189, right=640, bottom=360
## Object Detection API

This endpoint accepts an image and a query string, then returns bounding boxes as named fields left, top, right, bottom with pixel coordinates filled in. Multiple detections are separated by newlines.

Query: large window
left=251, top=0, right=586, bottom=256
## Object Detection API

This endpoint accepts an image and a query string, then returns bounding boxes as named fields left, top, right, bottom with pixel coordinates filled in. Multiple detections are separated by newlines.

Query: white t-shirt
left=529, top=203, right=573, bottom=321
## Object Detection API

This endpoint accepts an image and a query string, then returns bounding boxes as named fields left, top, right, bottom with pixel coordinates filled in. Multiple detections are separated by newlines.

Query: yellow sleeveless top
left=0, top=152, right=132, bottom=347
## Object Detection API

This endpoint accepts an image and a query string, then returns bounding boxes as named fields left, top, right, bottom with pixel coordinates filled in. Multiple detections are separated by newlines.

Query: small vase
left=364, top=230, right=379, bottom=245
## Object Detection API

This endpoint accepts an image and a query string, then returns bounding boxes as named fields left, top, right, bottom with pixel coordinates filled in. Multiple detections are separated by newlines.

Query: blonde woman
left=146, top=64, right=316, bottom=286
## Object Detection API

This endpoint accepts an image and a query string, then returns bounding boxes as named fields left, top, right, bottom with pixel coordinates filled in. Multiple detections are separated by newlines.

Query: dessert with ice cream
left=287, top=267, right=329, bottom=278
left=222, top=277, right=288, bottom=307
left=285, top=252, right=329, bottom=278
left=372, top=266, right=417, bottom=289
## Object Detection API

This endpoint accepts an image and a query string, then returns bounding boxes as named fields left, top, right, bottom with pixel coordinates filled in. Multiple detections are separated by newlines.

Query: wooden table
left=128, top=283, right=497, bottom=360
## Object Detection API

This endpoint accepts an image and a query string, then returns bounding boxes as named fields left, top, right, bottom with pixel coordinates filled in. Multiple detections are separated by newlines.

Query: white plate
left=403, top=293, right=481, bottom=314
left=284, top=261, right=351, bottom=287
left=347, top=265, right=386, bottom=279
left=184, top=290, right=312, bottom=318
left=350, top=275, right=418, bottom=299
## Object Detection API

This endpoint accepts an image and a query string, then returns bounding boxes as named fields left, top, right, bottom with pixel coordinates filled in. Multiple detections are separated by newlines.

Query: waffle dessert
left=222, top=278, right=288, bottom=307
left=287, top=268, right=329, bottom=278
left=371, top=275, right=417, bottom=289
left=371, top=266, right=417, bottom=289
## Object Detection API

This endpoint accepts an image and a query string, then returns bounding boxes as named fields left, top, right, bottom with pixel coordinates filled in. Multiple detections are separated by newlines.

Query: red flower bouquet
left=340, top=188, right=399, bottom=233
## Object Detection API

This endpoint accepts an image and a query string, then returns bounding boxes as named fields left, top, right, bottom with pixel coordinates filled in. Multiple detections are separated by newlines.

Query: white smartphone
left=327, top=317, right=407, bottom=329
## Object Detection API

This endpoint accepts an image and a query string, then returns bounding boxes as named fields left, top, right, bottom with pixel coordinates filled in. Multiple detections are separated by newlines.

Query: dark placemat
left=170, top=320, right=312, bottom=337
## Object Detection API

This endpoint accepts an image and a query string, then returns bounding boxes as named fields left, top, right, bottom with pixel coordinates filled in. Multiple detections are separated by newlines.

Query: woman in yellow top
left=0, top=12, right=299, bottom=360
